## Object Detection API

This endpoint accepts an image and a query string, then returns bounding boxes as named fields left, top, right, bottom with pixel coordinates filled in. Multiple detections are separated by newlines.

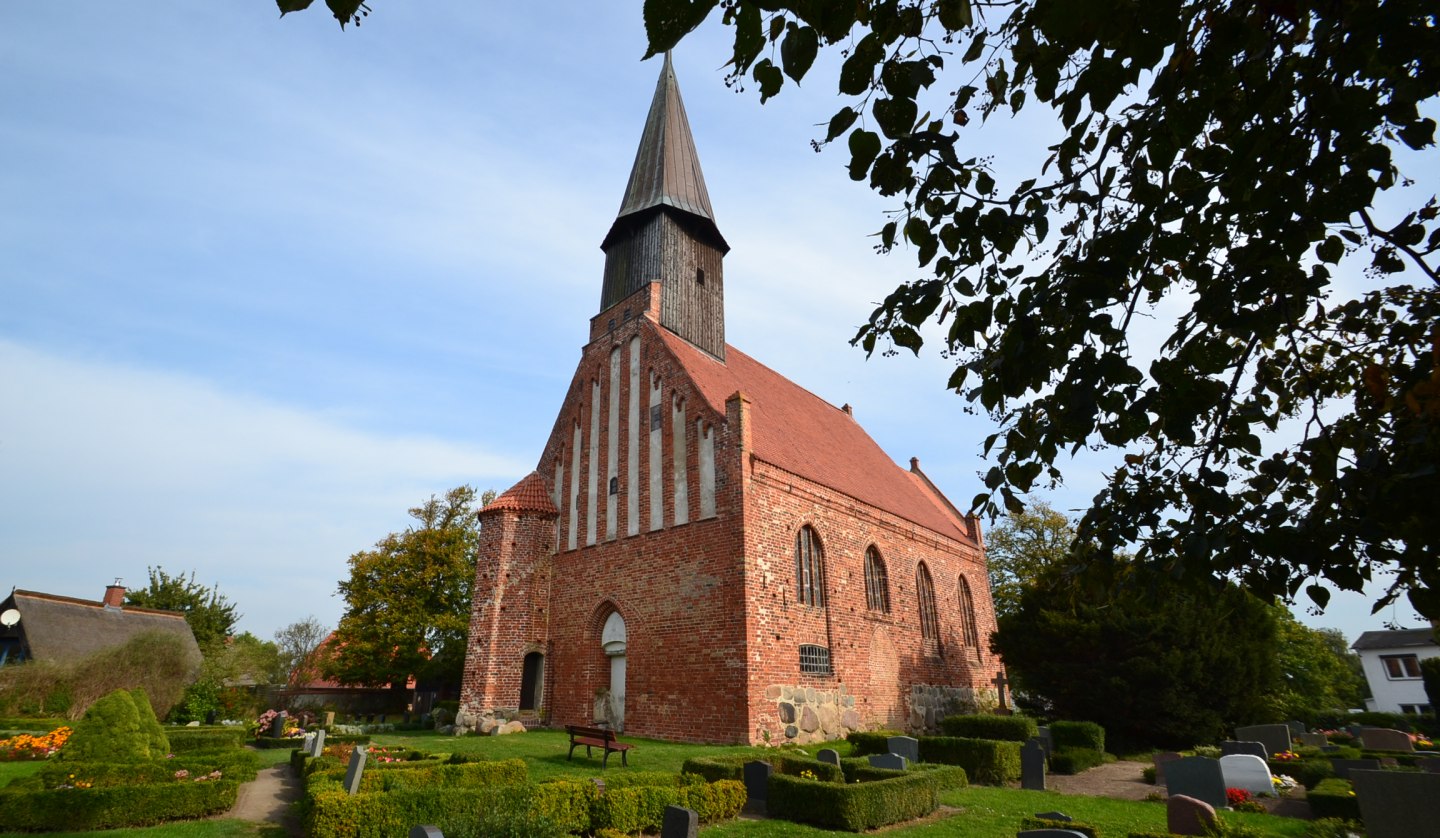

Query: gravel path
left=221, top=762, right=304, bottom=836
left=1047, top=759, right=1158, bottom=800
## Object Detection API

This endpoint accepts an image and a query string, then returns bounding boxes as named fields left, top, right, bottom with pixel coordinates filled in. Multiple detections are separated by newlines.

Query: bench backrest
left=568, top=724, right=616, bottom=742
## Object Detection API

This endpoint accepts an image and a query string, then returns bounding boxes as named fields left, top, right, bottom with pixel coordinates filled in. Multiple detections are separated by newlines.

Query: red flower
left=1226, top=788, right=1253, bottom=806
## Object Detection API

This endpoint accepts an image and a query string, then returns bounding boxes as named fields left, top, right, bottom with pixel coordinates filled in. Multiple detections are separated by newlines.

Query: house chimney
left=103, top=580, right=126, bottom=609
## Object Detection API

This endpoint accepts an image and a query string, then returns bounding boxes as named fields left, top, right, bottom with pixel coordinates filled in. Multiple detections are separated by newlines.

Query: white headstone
left=1218, top=754, right=1274, bottom=797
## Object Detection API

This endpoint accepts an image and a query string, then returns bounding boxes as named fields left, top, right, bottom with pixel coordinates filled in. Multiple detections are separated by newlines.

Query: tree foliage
left=635, top=0, right=1440, bottom=619
left=1269, top=612, right=1366, bottom=722
left=1422, top=655, right=1440, bottom=710
left=274, top=0, right=370, bottom=28
left=993, top=562, right=1278, bottom=750
left=324, top=486, right=487, bottom=691
left=984, top=498, right=1074, bottom=617
left=124, top=567, right=240, bottom=650
left=274, top=615, right=330, bottom=685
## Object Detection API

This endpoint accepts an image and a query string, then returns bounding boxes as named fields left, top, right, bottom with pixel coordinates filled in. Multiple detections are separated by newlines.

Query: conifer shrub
left=59, top=689, right=149, bottom=763
left=939, top=713, right=1038, bottom=742
left=130, top=688, right=170, bottom=757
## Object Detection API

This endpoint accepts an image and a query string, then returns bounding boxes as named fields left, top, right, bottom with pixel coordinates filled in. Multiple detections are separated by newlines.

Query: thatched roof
left=1, top=589, right=202, bottom=669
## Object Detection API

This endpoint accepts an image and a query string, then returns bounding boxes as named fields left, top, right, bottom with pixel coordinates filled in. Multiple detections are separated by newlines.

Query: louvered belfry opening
left=600, top=53, right=729, bottom=361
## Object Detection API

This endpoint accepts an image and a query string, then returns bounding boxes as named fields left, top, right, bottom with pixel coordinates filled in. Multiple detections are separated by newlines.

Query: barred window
left=916, top=562, right=939, bottom=642
left=864, top=546, right=890, bottom=613
left=958, top=576, right=980, bottom=649
left=799, top=644, right=832, bottom=675
left=795, top=525, right=825, bottom=607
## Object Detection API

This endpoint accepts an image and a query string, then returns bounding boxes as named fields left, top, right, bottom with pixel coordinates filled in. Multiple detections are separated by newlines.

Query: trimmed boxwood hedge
left=939, top=714, right=1039, bottom=742
left=0, top=779, right=240, bottom=831
left=1050, top=720, right=1106, bottom=752
left=35, top=751, right=259, bottom=788
left=767, top=769, right=940, bottom=831
left=845, top=729, right=905, bottom=756
left=165, top=727, right=248, bottom=752
left=1049, top=747, right=1106, bottom=774
left=1308, top=778, right=1362, bottom=820
left=680, top=752, right=844, bottom=784
left=917, top=736, right=1022, bottom=784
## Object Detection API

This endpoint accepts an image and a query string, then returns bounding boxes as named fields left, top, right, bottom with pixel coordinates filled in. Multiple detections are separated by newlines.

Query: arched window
left=958, top=576, right=980, bottom=649
left=795, top=525, right=825, bottom=607
left=916, top=562, right=939, bottom=642
left=864, top=546, right=890, bottom=613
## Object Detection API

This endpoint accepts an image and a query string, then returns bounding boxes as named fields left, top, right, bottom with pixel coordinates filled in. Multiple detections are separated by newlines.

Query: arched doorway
left=601, top=611, right=627, bottom=731
left=519, top=652, right=544, bottom=711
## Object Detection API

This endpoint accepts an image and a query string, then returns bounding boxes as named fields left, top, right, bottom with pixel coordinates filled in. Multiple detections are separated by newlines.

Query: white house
left=1352, top=628, right=1438, bottom=715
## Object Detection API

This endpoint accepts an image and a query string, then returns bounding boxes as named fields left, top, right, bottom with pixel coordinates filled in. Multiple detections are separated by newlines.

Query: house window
left=799, top=644, right=832, bottom=675
left=917, top=562, right=939, bottom=642
left=1381, top=654, right=1422, bottom=679
left=795, top=525, right=825, bottom=607
left=864, top=547, right=890, bottom=613
left=1400, top=704, right=1433, bottom=715
left=958, top=576, right=980, bottom=649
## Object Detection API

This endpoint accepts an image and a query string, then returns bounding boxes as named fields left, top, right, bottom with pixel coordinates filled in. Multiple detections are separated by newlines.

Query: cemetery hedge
left=845, top=730, right=904, bottom=756
left=165, top=727, right=248, bottom=752
left=1049, top=747, right=1106, bottom=774
left=766, top=769, right=941, bottom=832
left=1050, top=720, right=1106, bottom=752
left=680, top=752, right=845, bottom=784
left=1307, top=778, right=1362, bottom=820
left=0, top=777, right=241, bottom=831
left=939, top=714, right=1038, bottom=742
left=917, top=736, right=1022, bottom=784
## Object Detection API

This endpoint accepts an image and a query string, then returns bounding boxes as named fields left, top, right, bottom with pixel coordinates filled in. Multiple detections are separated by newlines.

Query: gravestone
left=1419, top=757, right=1440, bottom=774
left=1234, top=724, right=1291, bottom=756
left=1351, top=769, right=1440, bottom=838
left=869, top=753, right=908, bottom=771
left=1286, top=720, right=1307, bottom=735
left=1165, top=756, right=1227, bottom=809
left=1167, top=794, right=1217, bottom=837
left=302, top=732, right=315, bottom=754
left=324, top=711, right=335, bottom=727
left=1022, top=738, right=1047, bottom=791
left=269, top=711, right=287, bottom=738
left=1220, top=740, right=1267, bottom=759
left=742, top=761, right=772, bottom=805
left=1296, top=732, right=1328, bottom=748
left=1036, top=725, right=1053, bottom=757
left=310, top=728, right=326, bottom=757
left=1331, top=758, right=1382, bottom=780
left=1358, top=728, right=1414, bottom=752
left=343, top=746, right=368, bottom=795
left=1016, top=831, right=1088, bottom=838
left=817, top=748, right=840, bottom=766
left=205, top=710, right=217, bottom=726
left=409, top=828, right=443, bottom=838
left=1218, top=754, right=1275, bottom=797
left=1153, top=751, right=1183, bottom=785
left=661, top=805, right=700, bottom=838
left=887, top=735, right=920, bottom=764
left=1034, top=811, right=1072, bottom=821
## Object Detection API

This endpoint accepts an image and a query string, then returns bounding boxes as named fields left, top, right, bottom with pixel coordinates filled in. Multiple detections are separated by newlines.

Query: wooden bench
left=565, top=724, right=633, bottom=768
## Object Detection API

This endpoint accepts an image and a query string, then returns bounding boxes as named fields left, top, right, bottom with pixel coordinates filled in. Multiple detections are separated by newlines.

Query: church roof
left=601, top=53, right=727, bottom=252
left=483, top=471, right=558, bottom=516
left=651, top=326, right=973, bottom=542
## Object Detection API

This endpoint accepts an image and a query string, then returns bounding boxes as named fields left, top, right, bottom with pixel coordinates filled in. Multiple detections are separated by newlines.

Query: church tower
left=599, top=53, right=729, bottom=360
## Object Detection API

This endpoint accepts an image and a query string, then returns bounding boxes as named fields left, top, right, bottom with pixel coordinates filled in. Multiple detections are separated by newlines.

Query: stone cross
left=992, top=671, right=1011, bottom=714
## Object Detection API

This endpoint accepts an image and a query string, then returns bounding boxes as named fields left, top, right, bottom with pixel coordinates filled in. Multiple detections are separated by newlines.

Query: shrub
left=917, top=736, right=1022, bottom=784
left=1307, top=778, right=1362, bottom=820
left=129, top=689, right=169, bottom=757
left=0, top=779, right=239, bottom=830
left=680, top=754, right=743, bottom=782
left=1051, top=720, right=1106, bottom=752
left=680, top=753, right=842, bottom=784
left=939, top=714, right=1039, bottom=742
left=364, top=760, right=529, bottom=792
left=1022, top=816, right=1098, bottom=838
left=845, top=729, right=905, bottom=756
left=37, top=751, right=258, bottom=788
left=166, top=727, right=247, bottom=752
left=767, top=770, right=939, bottom=831
left=909, top=762, right=968, bottom=789
left=432, top=807, right=568, bottom=838
left=1050, top=747, right=1106, bottom=774
left=59, top=689, right=149, bottom=763
left=1294, top=758, right=1335, bottom=789
left=1303, top=818, right=1367, bottom=838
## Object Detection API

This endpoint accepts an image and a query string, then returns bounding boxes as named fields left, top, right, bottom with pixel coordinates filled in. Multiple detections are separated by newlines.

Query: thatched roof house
left=0, top=583, right=202, bottom=670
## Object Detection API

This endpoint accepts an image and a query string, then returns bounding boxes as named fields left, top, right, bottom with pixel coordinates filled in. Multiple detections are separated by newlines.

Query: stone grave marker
left=1034, top=811, right=1071, bottom=821
left=1153, top=751, right=1183, bottom=785
left=1167, top=794, right=1217, bottom=837
left=1331, top=758, right=1382, bottom=780
left=1218, top=754, right=1275, bottom=797
left=1351, top=769, right=1440, bottom=838
left=1286, top=720, right=1307, bottom=735
left=742, top=761, right=772, bottom=805
left=1164, top=756, right=1227, bottom=809
left=1296, top=732, right=1328, bottom=747
left=302, top=732, right=315, bottom=754
left=205, top=710, right=217, bottom=725
left=409, top=828, right=443, bottom=838
left=324, top=711, right=335, bottom=727
left=310, top=728, right=326, bottom=757
left=817, top=748, right=840, bottom=766
left=888, top=735, right=920, bottom=764
left=661, top=805, right=699, bottom=838
left=1421, top=757, right=1440, bottom=774
left=1234, top=724, right=1290, bottom=757
left=1219, top=740, right=1267, bottom=759
left=1358, top=728, right=1414, bottom=752
left=1016, top=831, right=1088, bottom=838
left=270, top=711, right=287, bottom=738
left=869, top=753, right=908, bottom=771
left=1022, top=738, right=1047, bottom=791
left=1036, top=726, right=1053, bottom=757
left=343, top=745, right=368, bottom=795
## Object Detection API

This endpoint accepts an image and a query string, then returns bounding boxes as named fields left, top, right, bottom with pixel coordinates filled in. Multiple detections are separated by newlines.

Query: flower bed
left=0, top=727, right=71, bottom=760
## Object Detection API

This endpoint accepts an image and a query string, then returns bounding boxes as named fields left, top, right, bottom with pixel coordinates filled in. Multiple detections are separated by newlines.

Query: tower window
left=696, top=268, right=705, bottom=285
left=609, top=477, right=619, bottom=495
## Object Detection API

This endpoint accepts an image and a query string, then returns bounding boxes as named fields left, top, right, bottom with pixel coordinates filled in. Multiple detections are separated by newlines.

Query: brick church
left=457, top=56, right=1002, bottom=745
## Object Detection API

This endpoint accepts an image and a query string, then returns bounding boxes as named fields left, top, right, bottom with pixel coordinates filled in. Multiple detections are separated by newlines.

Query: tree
left=124, top=567, right=240, bottom=650
left=633, top=0, right=1440, bottom=621
left=1269, top=613, right=1366, bottom=723
left=324, top=486, right=488, bottom=694
left=984, top=499, right=1074, bottom=618
left=1422, top=655, right=1440, bottom=710
left=993, top=561, right=1279, bottom=750
left=275, top=616, right=330, bottom=685
left=172, top=631, right=283, bottom=723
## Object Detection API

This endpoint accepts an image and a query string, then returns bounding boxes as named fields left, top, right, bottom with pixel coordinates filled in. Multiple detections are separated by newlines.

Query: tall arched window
left=916, top=562, right=939, bottom=642
left=958, top=576, right=980, bottom=649
left=864, top=546, right=890, bottom=613
left=795, top=525, right=825, bottom=607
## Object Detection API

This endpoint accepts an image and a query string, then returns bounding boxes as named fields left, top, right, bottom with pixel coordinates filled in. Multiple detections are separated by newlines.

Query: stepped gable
left=482, top=472, right=557, bottom=516
left=651, top=325, right=971, bottom=542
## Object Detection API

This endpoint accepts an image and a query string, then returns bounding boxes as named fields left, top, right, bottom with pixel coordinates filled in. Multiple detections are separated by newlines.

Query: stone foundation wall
left=907, top=684, right=999, bottom=733
left=760, top=684, right=863, bottom=745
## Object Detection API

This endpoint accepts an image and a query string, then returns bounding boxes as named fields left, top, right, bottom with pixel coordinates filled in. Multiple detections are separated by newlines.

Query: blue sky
left=1, top=3, right=1426, bottom=648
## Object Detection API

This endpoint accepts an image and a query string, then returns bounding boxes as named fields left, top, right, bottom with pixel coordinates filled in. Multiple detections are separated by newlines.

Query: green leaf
left=847, top=128, right=882, bottom=181
left=873, top=96, right=918, bottom=140
left=324, top=0, right=363, bottom=26
left=839, top=33, right=882, bottom=95
left=276, top=0, right=315, bottom=15
left=937, top=0, right=973, bottom=31
left=1306, top=584, right=1331, bottom=610
left=643, top=0, right=721, bottom=58
left=963, top=31, right=986, bottom=63
left=753, top=58, right=784, bottom=102
left=825, top=107, right=859, bottom=142
left=780, top=24, right=819, bottom=82
left=1316, top=236, right=1344, bottom=264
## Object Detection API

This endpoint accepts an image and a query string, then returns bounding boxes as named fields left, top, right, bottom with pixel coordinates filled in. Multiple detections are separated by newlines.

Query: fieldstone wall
left=454, top=706, right=528, bottom=736
left=762, top=684, right=862, bottom=745
left=908, top=684, right=999, bottom=732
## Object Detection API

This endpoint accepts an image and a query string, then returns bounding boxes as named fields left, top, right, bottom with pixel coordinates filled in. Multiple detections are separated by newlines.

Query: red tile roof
left=652, top=327, right=972, bottom=542
left=484, top=471, right=558, bottom=516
